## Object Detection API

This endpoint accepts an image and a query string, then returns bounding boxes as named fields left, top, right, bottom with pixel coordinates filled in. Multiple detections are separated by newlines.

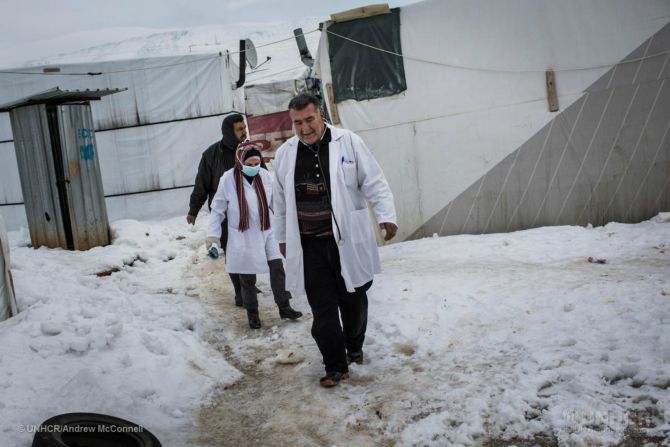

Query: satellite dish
left=293, top=28, right=314, bottom=67
left=245, top=39, right=258, bottom=69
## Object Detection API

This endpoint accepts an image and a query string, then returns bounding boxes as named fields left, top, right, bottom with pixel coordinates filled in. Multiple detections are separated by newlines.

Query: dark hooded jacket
left=188, top=114, right=245, bottom=216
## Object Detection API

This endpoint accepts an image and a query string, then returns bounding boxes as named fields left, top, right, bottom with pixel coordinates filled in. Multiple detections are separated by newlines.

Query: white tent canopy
left=316, top=0, right=670, bottom=240
left=0, top=215, right=18, bottom=321
left=0, top=21, right=321, bottom=231
left=0, top=53, right=243, bottom=230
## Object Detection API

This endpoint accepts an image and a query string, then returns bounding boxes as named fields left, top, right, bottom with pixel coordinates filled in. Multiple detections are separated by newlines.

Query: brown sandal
left=319, top=371, right=349, bottom=388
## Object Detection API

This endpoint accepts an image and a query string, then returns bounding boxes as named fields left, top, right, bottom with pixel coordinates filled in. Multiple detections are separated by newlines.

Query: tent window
left=328, top=8, right=407, bottom=102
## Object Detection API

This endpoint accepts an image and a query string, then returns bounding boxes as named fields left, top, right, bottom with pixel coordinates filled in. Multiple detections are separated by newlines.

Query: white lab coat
left=207, top=168, right=282, bottom=274
left=273, top=125, right=397, bottom=294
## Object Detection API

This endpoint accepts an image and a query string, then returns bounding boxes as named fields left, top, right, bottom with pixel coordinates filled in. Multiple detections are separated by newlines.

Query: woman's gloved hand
left=206, top=237, right=220, bottom=259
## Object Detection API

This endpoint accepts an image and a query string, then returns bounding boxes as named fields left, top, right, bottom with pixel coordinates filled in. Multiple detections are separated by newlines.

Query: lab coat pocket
left=350, top=208, right=372, bottom=243
left=226, top=227, right=245, bottom=251
left=342, top=162, right=358, bottom=187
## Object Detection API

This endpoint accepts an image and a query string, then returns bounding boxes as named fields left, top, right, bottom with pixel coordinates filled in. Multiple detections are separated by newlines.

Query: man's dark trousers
left=301, top=235, right=371, bottom=374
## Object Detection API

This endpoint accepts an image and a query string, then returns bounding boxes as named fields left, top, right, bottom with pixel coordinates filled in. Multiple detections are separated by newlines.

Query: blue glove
left=207, top=240, right=220, bottom=259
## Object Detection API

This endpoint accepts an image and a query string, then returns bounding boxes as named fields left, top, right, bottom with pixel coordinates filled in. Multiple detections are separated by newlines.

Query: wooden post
left=325, top=83, right=341, bottom=125
left=546, top=70, right=559, bottom=112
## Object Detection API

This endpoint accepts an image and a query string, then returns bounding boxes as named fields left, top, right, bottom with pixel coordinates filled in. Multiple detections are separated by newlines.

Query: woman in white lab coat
left=206, top=142, right=302, bottom=329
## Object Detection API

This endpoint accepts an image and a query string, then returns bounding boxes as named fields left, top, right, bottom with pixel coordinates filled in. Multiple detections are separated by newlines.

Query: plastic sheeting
left=327, top=8, right=406, bottom=102
left=0, top=215, right=18, bottom=321
left=0, top=112, right=11, bottom=141
left=106, top=187, right=193, bottom=224
left=316, top=0, right=670, bottom=240
left=245, top=79, right=300, bottom=116
left=248, top=110, right=294, bottom=153
left=0, top=142, right=22, bottom=204
left=95, top=115, right=224, bottom=195
left=0, top=54, right=244, bottom=230
left=0, top=54, right=240, bottom=130
left=0, top=206, right=27, bottom=233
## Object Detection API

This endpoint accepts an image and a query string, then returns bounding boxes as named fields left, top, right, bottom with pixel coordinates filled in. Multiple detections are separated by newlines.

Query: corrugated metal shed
left=58, top=105, right=110, bottom=249
left=5, top=87, right=124, bottom=250
left=9, top=104, right=69, bottom=248
left=0, top=87, right=126, bottom=112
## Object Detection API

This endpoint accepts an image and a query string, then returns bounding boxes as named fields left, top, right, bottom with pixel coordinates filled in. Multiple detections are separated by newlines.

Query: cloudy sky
left=0, top=0, right=419, bottom=47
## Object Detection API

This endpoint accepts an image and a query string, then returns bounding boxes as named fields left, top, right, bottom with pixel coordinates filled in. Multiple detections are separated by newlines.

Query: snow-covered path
left=1, top=214, right=668, bottom=446
left=191, top=214, right=670, bottom=446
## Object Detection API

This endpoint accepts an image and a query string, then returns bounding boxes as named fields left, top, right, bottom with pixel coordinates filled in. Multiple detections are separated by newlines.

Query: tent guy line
left=326, top=29, right=670, bottom=74
left=202, top=28, right=319, bottom=54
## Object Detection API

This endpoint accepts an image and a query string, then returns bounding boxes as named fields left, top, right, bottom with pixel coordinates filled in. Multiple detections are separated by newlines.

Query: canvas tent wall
left=0, top=215, right=18, bottom=321
left=246, top=77, right=320, bottom=159
left=316, top=0, right=670, bottom=241
left=0, top=53, right=244, bottom=231
left=244, top=28, right=321, bottom=158
left=246, top=79, right=305, bottom=156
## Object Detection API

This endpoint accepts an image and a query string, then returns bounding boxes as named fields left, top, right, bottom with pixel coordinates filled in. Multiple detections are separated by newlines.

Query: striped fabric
left=234, top=141, right=271, bottom=232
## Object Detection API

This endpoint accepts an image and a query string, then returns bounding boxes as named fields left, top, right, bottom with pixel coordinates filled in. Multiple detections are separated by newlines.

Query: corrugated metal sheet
left=0, top=87, right=126, bottom=113
left=57, top=105, right=110, bottom=250
left=9, top=104, right=68, bottom=248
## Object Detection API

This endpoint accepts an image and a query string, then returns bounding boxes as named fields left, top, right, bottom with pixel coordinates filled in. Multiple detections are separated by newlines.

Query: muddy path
left=183, top=250, right=664, bottom=447
left=185, top=252, right=393, bottom=447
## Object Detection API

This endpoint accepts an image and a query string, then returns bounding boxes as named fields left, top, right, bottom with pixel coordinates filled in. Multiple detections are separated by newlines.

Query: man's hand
left=279, top=243, right=286, bottom=258
left=379, top=222, right=398, bottom=241
left=186, top=214, right=196, bottom=225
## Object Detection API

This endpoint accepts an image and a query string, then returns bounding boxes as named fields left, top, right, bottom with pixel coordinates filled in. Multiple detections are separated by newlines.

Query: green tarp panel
left=328, top=8, right=407, bottom=103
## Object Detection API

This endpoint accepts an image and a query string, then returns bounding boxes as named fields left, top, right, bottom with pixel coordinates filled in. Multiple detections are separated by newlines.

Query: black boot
left=347, top=350, right=364, bottom=365
left=247, top=309, right=261, bottom=329
left=278, top=304, right=302, bottom=320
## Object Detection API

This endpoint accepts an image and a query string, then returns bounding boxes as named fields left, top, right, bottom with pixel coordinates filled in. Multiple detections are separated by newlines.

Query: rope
left=326, top=29, right=670, bottom=74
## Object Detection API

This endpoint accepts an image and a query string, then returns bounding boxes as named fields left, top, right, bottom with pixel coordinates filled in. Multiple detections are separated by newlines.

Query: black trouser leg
left=268, top=258, right=291, bottom=307
left=239, top=274, right=258, bottom=310
left=339, top=281, right=371, bottom=354
left=302, top=236, right=356, bottom=374
left=221, top=219, right=242, bottom=304
left=228, top=273, right=242, bottom=305
left=323, top=237, right=371, bottom=355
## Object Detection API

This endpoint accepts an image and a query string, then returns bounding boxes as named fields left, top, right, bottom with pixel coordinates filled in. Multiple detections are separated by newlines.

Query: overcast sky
left=0, top=0, right=420, bottom=48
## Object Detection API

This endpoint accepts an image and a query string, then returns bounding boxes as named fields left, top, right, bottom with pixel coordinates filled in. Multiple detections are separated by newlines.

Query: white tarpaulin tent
left=243, top=27, right=320, bottom=156
left=316, top=0, right=670, bottom=241
left=0, top=53, right=243, bottom=230
left=0, top=21, right=324, bottom=231
left=0, top=215, right=18, bottom=321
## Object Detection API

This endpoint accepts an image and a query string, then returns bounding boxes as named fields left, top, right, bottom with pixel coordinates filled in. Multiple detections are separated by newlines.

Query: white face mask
left=242, top=165, right=261, bottom=177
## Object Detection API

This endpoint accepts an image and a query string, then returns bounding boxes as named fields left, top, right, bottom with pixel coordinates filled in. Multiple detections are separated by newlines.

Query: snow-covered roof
left=0, top=19, right=322, bottom=85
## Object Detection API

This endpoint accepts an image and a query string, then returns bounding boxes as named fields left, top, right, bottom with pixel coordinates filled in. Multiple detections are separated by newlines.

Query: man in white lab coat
left=273, top=93, right=397, bottom=387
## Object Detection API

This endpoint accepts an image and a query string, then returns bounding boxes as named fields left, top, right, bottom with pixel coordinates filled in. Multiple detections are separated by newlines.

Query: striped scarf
left=234, top=142, right=271, bottom=232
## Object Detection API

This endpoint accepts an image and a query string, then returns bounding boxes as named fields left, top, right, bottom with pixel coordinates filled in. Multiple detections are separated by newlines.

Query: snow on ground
left=0, top=218, right=241, bottom=446
left=0, top=213, right=669, bottom=446
left=370, top=212, right=670, bottom=446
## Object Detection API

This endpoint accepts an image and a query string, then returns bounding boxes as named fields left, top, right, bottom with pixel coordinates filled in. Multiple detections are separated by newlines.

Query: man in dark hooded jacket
left=187, top=114, right=247, bottom=304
